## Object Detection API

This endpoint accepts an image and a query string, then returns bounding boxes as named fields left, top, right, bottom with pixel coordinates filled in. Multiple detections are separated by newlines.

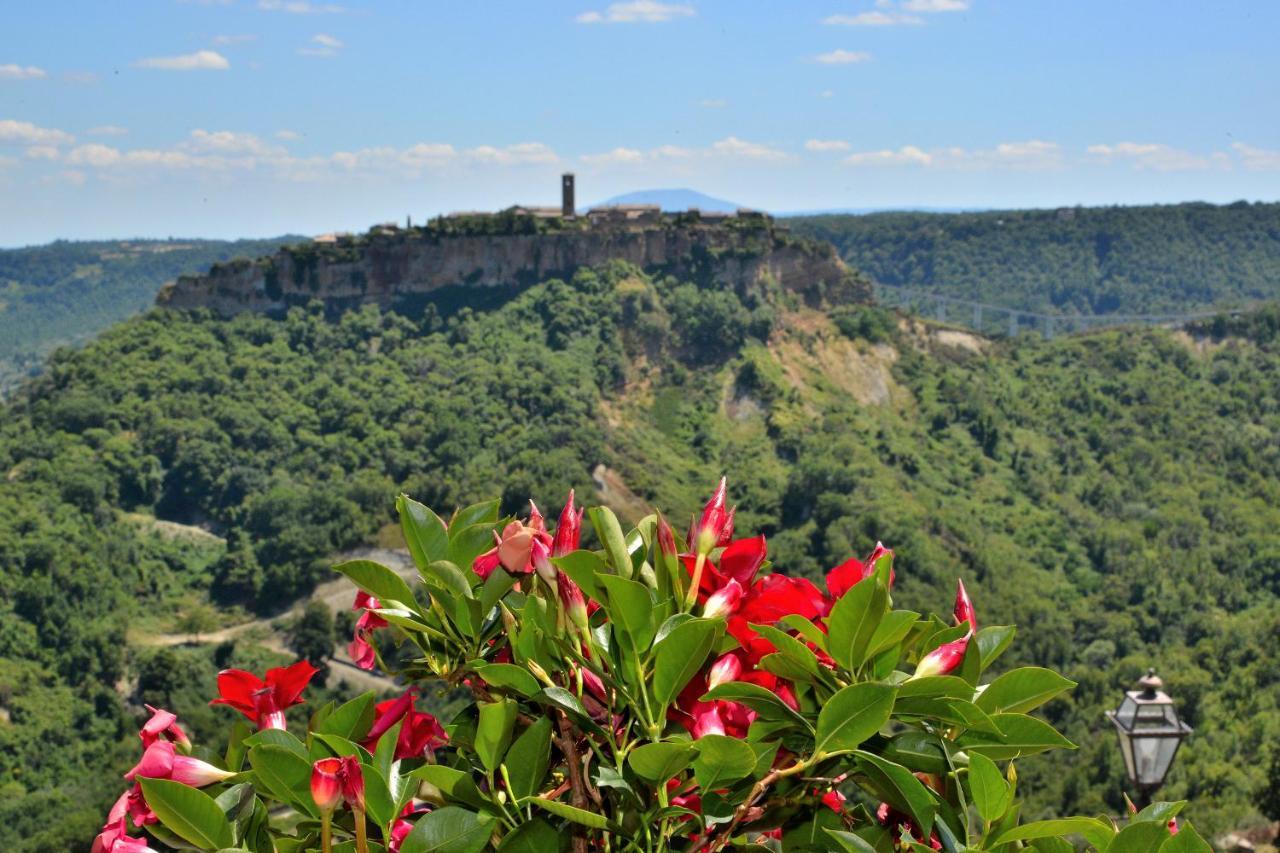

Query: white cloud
left=1085, top=142, right=1220, bottom=171
left=805, top=139, right=851, bottom=152
left=66, top=143, right=123, bottom=167
left=0, top=119, right=74, bottom=146
left=1232, top=142, right=1280, bottom=171
left=580, top=147, right=646, bottom=166
left=299, top=33, right=343, bottom=56
left=901, top=0, right=969, bottom=11
left=88, top=125, right=129, bottom=136
left=576, top=1, right=694, bottom=24
left=582, top=137, right=784, bottom=166
left=0, top=64, right=48, bottom=81
left=134, top=50, right=230, bottom=71
left=711, top=136, right=788, bottom=160
left=823, top=11, right=923, bottom=26
left=258, top=0, right=345, bottom=12
left=275, top=129, right=301, bottom=140
left=212, top=34, right=258, bottom=45
left=814, top=49, right=872, bottom=65
left=25, top=145, right=60, bottom=160
left=843, top=140, right=1061, bottom=170
left=185, top=129, right=288, bottom=157
left=466, top=142, right=558, bottom=166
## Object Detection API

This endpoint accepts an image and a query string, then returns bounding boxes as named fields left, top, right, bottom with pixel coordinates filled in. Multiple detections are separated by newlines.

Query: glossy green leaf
left=361, top=763, right=397, bottom=829
left=652, top=617, right=723, bottom=708
left=407, top=765, right=490, bottom=811
left=866, top=610, right=919, bottom=657
left=589, top=505, right=633, bottom=579
left=1160, top=821, right=1212, bottom=852
left=598, top=573, right=656, bottom=651
left=702, top=681, right=810, bottom=729
left=248, top=743, right=315, bottom=813
left=814, top=683, right=896, bottom=757
left=976, top=625, right=1016, bottom=670
left=967, top=752, right=1010, bottom=822
left=1108, top=821, right=1175, bottom=853
left=504, top=717, right=553, bottom=801
left=336, top=559, right=419, bottom=610
left=976, top=667, right=1076, bottom=715
left=496, top=818, right=562, bottom=852
left=551, top=550, right=606, bottom=601
left=531, top=797, right=620, bottom=831
left=476, top=698, right=518, bottom=772
left=882, top=731, right=948, bottom=775
left=478, top=569, right=519, bottom=614
left=473, top=663, right=541, bottom=698
left=780, top=614, right=829, bottom=651
left=692, top=734, right=758, bottom=790
left=895, top=676, right=973, bottom=701
left=627, top=741, right=697, bottom=785
left=423, top=559, right=474, bottom=600
left=851, top=750, right=935, bottom=838
left=955, top=712, right=1076, bottom=759
left=824, top=828, right=879, bottom=852
left=399, top=805, right=495, bottom=853
left=399, top=495, right=450, bottom=568
left=452, top=499, right=500, bottom=530
left=316, top=692, right=377, bottom=741
left=750, top=622, right=822, bottom=678
left=992, top=817, right=1116, bottom=848
left=138, top=777, right=234, bottom=850
left=826, top=575, right=888, bottom=672
left=447, top=524, right=498, bottom=575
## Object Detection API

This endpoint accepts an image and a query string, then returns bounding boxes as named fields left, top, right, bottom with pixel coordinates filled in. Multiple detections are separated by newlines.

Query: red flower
left=953, top=579, right=978, bottom=633
left=389, top=802, right=431, bottom=852
left=210, top=659, right=317, bottom=730
left=340, top=755, right=366, bottom=811
left=126, top=741, right=234, bottom=787
left=473, top=503, right=553, bottom=580
left=92, top=816, right=159, bottom=853
left=362, top=690, right=448, bottom=760
left=349, top=591, right=388, bottom=671
left=311, top=757, right=344, bottom=812
left=912, top=635, right=969, bottom=679
left=820, top=789, right=846, bottom=812
left=702, top=578, right=744, bottom=620
left=688, top=477, right=735, bottom=555
left=826, top=541, right=895, bottom=602
left=683, top=536, right=768, bottom=603
left=552, top=489, right=583, bottom=557
left=877, top=802, right=942, bottom=850
left=139, top=705, right=190, bottom=751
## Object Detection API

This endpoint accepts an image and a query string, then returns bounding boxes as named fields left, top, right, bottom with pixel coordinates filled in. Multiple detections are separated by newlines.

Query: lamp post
left=1105, top=668, right=1192, bottom=807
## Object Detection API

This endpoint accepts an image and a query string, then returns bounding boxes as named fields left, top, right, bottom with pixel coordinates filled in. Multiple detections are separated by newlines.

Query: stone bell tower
left=562, top=173, right=575, bottom=217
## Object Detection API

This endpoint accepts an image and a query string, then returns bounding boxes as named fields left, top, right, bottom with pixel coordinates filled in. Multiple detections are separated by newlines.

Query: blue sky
left=2, top=0, right=1278, bottom=245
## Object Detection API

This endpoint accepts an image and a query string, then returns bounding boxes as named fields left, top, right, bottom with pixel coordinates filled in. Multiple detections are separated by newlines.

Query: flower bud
left=910, top=635, right=969, bottom=680
left=533, top=536, right=556, bottom=584
left=339, top=755, right=366, bottom=812
left=557, top=572, right=589, bottom=631
left=953, top=578, right=977, bottom=633
left=552, top=490, right=583, bottom=557
left=311, top=757, right=344, bottom=812
left=169, top=755, right=235, bottom=787
left=689, top=477, right=735, bottom=555
left=706, top=652, right=743, bottom=691
left=702, top=579, right=744, bottom=620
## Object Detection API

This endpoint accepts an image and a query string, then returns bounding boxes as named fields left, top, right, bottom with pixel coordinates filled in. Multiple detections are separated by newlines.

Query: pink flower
left=706, top=652, right=743, bottom=691
left=912, top=635, right=969, bottom=680
left=552, top=489, right=583, bottom=557
left=953, top=579, right=978, bottom=633
left=362, top=691, right=448, bottom=760
left=92, top=817, right=159, bottom=853
left=311, top=757, right=344, bottom=812
left=473, top=503, right=553, bottom=579
left=688, top=477, right=735, bottom=555
left=558, top=571, right=590, bottom=631
left=692, top=703, right=727, bottom=738
left=210, top=659, right=318, bottom=730
left=126, top=741, right=234, bottom=787
left=139, top=705, right=190, bottom=751
left=702, top=578, right=744, bottom=620
left=349, top=591, right=388, bottom=671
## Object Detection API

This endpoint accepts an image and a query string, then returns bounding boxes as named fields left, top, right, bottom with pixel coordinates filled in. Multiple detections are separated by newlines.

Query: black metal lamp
left=1105, top=668, right=1192, bottom=806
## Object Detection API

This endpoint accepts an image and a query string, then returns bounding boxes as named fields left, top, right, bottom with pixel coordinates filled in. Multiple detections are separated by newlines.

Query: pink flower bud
left=706, top=652, right=743, bottom=691
left=692, top=704, right=726, bottom=738
left=311, top=757, right=344, bottom=812
left=953, top=579, right=977, bottom=633
left=340, top=755, right=366, bottom=812
left=702, top=578, right=744, bottom=620
left=532, top=536, right=556, bottom=584
left=689, top=477, right=735, bottom=555
left=552, top=489, right=583, bottom=557
left=169, top=755, right=235, bottom=787
left=557, top=572, right=589, bottom=631
left=140, top=705, right=191, bottom=751
left=912, top=635, right=969, bottom=680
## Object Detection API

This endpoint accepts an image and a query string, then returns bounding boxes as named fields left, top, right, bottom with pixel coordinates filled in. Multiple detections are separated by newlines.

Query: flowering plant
left=94, top=482, right=1211, bottom=852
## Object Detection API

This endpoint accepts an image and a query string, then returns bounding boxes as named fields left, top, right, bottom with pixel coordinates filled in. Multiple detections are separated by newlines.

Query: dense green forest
left=2, top=257, right=1280, bottom=849
left=789, top=201, right=1280, bottom=316
left=0, top=237, right=297, bottom=393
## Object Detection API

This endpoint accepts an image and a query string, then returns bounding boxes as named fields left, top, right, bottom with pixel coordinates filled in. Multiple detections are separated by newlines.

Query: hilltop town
left=157, top=174, right=868, bottom=315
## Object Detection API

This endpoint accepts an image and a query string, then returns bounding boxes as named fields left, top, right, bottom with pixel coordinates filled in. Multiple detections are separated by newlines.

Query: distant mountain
left=594, top=188, right=744, bottom=213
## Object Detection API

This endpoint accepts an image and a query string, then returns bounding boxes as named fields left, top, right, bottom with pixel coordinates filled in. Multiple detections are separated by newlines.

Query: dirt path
left=136, top=548, right=419, bottom=694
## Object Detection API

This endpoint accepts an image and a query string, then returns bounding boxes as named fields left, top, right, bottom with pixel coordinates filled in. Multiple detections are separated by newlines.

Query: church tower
left=562, top=173, right=575, bottom=217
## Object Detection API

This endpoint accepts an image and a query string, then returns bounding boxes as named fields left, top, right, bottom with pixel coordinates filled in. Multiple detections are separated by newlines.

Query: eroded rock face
left=156, top=219, right=868, bottom=315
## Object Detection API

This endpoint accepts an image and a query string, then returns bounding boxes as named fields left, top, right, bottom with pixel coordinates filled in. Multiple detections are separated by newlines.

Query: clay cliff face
left=156, top=219, right=868, bottom=315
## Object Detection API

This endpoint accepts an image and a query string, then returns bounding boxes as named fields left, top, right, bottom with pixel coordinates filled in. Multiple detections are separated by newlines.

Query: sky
left=2, top=0, right=1279, bottom=246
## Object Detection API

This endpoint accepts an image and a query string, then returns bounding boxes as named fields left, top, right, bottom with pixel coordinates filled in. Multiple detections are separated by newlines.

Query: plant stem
left=353, top=807, right=369, bottom=853
left=683, top=551, right=707, bottom=611
left=320, top=810, right=333, bottom=853
left=557, top=711, right=593, bottom=853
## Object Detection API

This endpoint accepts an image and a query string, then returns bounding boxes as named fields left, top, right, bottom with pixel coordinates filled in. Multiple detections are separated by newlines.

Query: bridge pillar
left=936, top=297, right=946, bottom=323
left=1043, top=316, right=1054, bottom=340
left=973, top=304, right=982, bottom=331
left=1008, top=313, right=1018, bottom=338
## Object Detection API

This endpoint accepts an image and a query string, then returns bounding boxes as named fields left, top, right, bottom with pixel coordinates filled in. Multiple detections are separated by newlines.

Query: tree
left=288, top=600, right=335, bottom=685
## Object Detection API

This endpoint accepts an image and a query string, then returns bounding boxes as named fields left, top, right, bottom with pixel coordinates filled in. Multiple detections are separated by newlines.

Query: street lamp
left=1106, top=668, right=1193, bottom=806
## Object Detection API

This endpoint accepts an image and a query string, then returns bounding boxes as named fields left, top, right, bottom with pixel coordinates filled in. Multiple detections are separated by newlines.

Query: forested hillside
left=0, top=237, right=297, bottom=393
left=2, top=262, right=1279, bottom=849
left=788, top=201, right=1280, bottom=316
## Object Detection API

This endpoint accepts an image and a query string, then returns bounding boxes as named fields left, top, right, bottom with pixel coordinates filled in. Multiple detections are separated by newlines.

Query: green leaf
left=851, top=750, right=935, bottom=838
left=399, top=805, right=495, bottom=853
left=955, top=712, right=1076, bottom=759
left=552, top=550, right=606, bottom=601
left=1110, top=822, right=1174, bottom=853
left=448, top=524, right=499, bottom=574
left=316, top=692, right=377, bottom=742
left=1134, top=801, right=1186, bottom=823
left=243, top=727, right=309, bottom=761
left=814, top=683, right=896, bottom=757
left=882, top=732, right=948, bottom=775
left=478, top=569, right=519, bottom=614
left=452, top=499, right=500, bottom=530
left=530, top=797, right=620, bottom=832
left=824, top=829, right=879, bottom=852
left=138, top=777, right=234, bottom=850
left=895, top=676, right=973, bottom=701
left=992, top=817, right=1116, bottom=849
left=750, top=623, right=822, bottom=679
left=866, top=610, right=920, bottom=657
left=473, top=663, right=541, bottom=698
left=692, top=734, right=758, bottom=790
left=361, top=763, right=398, bottom=829
left=976, top=625, right=1016, bottom=670
left=497, top=818, right=562, bottom=852
left=967, top=752, right=1010, bottom=822
left=399, top=495, right=450, bottom=568
left=652, top=617, right=723, bottom=708
left=597, top=573, right=657, bottom=651
left=423, top=560, right=474, bottom=600
left=336, top=559, right=419, bottom=611
left=780, top=614, right=829, bottom=650
left=1160, top=821, right=1212, bottom=852
left=702, top=681, right=810, bottom=729
left=248, top=744, right=315, bottom=814
left=504, top=717, right=553, bottom=801
left=476, top=699, right=518, bottom=772
left=589, top=505, right=633, bottom=579
left=825, top=576, right=888, bottom=672
left=627, top=741, right=697, bottom=785
left=407, top=765, right=490, bottom=811
left=976, top=667, right=1076, bottom=715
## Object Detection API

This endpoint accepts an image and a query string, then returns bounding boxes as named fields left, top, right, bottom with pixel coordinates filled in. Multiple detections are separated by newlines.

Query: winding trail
left=134, top=547, right=419, bottom=694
